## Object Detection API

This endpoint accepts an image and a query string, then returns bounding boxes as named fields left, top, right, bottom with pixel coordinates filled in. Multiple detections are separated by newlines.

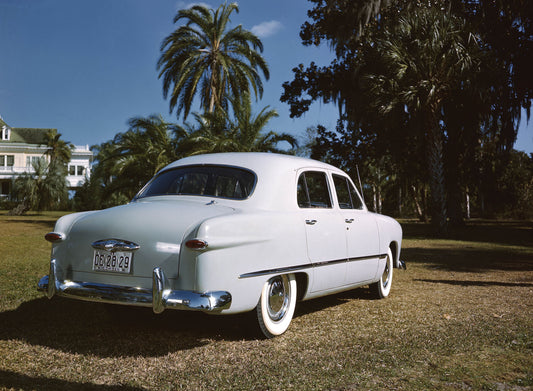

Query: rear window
left=135, top=165, right=256, bottom=200
left=297, top=171, right=332, bottom=208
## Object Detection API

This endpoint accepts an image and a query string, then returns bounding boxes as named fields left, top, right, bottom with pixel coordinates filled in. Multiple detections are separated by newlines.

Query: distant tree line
left=281, top=0, right=532, bottom=232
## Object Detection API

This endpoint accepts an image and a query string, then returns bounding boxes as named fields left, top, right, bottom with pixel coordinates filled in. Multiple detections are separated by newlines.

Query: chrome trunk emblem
left=91, top=239, right=140, bottom=252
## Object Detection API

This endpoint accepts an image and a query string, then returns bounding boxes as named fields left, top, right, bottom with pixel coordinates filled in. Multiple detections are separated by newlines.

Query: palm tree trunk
left=425, top=112, right=448, bottom=235
left=411, top=184, right=426, bottom=222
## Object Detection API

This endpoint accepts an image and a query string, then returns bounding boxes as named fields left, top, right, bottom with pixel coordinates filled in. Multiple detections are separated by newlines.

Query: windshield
left=135, top=165, right=256, bottom=200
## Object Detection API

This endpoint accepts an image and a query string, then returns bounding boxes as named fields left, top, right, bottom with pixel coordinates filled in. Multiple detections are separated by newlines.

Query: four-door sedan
left=38, top=152, right=403, bottom=338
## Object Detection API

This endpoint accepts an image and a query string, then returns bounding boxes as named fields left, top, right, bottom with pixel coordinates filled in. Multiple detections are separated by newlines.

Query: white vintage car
left=38, top=152, right=403, bottom=337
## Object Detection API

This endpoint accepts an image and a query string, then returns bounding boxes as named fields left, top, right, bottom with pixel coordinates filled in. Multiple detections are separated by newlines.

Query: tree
left=181, top=93, right=297, bottom=155
left=282, top=0, right=531, bottom=232
left=12, top=158, right=68, bottom=213
left=158, top=2, right=269, bottom=119
left=43, top=129, right=74, bottom=169
left=363, top=7, right=483, bottom=233
left=85, top=114, right=187, bottom=207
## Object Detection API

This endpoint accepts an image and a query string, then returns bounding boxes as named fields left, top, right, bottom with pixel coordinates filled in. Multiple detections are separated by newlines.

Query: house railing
left=0, top=166, right=36, bottom=174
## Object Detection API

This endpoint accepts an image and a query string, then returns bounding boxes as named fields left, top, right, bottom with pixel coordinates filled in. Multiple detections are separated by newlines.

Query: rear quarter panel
left=187, top=211, right=309, bottom=313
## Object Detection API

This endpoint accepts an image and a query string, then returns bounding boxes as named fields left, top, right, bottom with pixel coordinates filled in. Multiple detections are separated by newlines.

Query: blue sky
left=1, top=0, right=532, bottom=154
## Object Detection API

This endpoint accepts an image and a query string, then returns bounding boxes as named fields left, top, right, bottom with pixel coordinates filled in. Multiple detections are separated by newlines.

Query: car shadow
left=294, top=286, right=377, bottom=318
left=0, top=296, right=260, bottom=358
left=0, top=369, right=143, bottom=391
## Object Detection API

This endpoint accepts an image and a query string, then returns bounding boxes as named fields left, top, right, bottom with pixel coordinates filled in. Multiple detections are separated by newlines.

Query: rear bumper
left=37, top=259, right=231, bottom=313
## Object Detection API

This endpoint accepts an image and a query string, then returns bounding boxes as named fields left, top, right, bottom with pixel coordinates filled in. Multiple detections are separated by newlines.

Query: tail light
left=185, top=239, right=208, bottom=250
left=45, top=232, right=64, bottom=243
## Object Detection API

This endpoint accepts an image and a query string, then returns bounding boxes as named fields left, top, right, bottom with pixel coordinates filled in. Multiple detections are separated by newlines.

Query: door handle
left=305, top=219, right=317, bottom=225
left=345, top=218, right=354, bottom=223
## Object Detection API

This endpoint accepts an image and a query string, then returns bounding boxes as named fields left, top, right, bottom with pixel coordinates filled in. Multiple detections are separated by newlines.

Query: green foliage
left=43, top=129, right=74, bottom=169
left=12, top=158, right=69, bottom=212
left=282, top=0, right=532, bottom=231
left=496, top=151, right=533, bottom=219
left=75, top=115, right=184, bottom=210
left=157, top=2, right=269, bottom=119
left=76, top=106, right=296, bottom=210
left=181, top=92, right=297, bottom=155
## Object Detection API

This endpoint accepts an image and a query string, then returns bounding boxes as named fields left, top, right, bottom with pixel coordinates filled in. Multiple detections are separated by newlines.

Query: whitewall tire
left=256, top=274, right=297, bottom=338
left=371, top=248, right=393, bottom=299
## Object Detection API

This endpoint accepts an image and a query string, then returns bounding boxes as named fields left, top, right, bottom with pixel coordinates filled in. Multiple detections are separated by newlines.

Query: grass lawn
left=0, top=212, right=531, bottom=390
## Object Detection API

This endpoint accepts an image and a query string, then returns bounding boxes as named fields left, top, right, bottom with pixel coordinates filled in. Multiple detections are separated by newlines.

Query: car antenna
left=356, top=164, right=365, bottom=205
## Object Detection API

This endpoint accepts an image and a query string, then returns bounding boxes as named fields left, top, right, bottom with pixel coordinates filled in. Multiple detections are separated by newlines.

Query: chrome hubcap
left=267, top=276, right=290, bottom=321
left=382, top=256, right=391, bottom=288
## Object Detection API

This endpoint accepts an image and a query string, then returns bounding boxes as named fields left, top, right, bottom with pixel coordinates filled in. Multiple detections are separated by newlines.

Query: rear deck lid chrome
left=91, top=239, right=140, bottom=252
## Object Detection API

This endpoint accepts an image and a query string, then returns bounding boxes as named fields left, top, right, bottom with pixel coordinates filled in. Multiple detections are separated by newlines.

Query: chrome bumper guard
left=37, top=259, right=231, bottom=313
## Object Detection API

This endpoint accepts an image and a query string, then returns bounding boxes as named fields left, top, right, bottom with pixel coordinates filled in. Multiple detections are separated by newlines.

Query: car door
left=332, top=174, right=380, bottom=284
left=297, top=170, right=348, bottom=292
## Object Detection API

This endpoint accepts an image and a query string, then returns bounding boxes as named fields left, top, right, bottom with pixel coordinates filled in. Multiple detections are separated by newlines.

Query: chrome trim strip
left=37, top=261, right=231, bottom=313
left=239, top=253, right=387, bottom=279
left=91, top=239, right=140, bottom=252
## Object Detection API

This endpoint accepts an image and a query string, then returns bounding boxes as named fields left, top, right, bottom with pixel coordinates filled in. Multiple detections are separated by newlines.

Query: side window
left=333, top=174, right=364, bottom=210
left=297, top=171, right=332, bottom=208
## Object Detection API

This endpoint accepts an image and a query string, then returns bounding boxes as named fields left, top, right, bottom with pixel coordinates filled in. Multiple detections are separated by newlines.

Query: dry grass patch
left=0, top=214, right=531, bottom=390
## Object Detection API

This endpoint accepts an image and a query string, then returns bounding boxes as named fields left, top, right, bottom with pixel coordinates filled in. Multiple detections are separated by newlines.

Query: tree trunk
left=465, top=187, right=471, bottom=220
left=372, top=184, right=377, bottom=212
left=398, top=186, right=402, bottom=216
left=411, top=184, right=425, bottom=222
left=425, top=112, right=448, bottom=235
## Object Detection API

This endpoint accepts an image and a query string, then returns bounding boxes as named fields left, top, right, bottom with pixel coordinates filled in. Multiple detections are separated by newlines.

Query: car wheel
left=256, top=274, right=297, bottom=338
left=371, top=248, right=394, bottom=299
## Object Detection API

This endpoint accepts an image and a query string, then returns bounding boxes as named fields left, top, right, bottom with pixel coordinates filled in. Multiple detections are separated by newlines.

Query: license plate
left=93, top=250, right=132, bottom=273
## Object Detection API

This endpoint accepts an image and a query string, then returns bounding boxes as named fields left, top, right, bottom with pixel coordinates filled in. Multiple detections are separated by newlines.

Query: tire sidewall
left=258, top=274, right=297, bottom=337
left=378, top=248, right=394, bottom=298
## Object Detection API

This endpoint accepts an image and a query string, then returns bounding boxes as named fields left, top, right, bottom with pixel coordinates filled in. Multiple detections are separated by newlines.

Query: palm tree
left=229, top=93, right=297, bottom=153
left=364, top=7, right=481, bottom=233
left=157, top=2, right=269, bottom=119
left=43, top=129, right=74, bottom=168
left=94, top=114, right=187, bottom=202
left=181, top=93, right=297, bottom=155
left=13, top=158, right=68, bottom=212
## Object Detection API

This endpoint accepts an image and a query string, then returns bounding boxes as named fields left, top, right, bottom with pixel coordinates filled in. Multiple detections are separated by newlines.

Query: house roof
left=0, top=125, right=55, bottom=145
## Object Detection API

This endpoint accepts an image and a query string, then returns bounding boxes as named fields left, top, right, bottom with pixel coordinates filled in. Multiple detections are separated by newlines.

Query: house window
left=1, top=126, right=10, bottom=140
left=69, top=165, right=86, bottom=176
left=26, top=156, right=41, bottom=168
left=1, top=155, right=14, bottom=167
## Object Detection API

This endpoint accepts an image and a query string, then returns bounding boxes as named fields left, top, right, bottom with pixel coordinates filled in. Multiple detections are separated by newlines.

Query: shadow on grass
left=294, top=286, right=378, bottom=318
left=401, top=245, right=533, bottom=272
left=0, top=370, right=143, bottom=391
left=401, top=219, right=533, bottom=248
left=415, top=279, right=533, bottom=287
left=0, top=287, right=380, bottom=358
left=0, top=297, right=260, bottom=358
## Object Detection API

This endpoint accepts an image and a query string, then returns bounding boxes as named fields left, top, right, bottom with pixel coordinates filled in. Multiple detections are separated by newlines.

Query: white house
left=0, top=115, right=93, bottom=199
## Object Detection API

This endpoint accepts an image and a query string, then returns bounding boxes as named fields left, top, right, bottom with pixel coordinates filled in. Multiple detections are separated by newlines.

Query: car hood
left=54, top=197, right=236, bottom=282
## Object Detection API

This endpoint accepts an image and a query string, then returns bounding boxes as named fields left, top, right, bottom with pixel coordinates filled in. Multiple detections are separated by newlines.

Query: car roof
left=162, top=152, right=342, bottom=174
left=156, top=152, right=353, bottom=211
